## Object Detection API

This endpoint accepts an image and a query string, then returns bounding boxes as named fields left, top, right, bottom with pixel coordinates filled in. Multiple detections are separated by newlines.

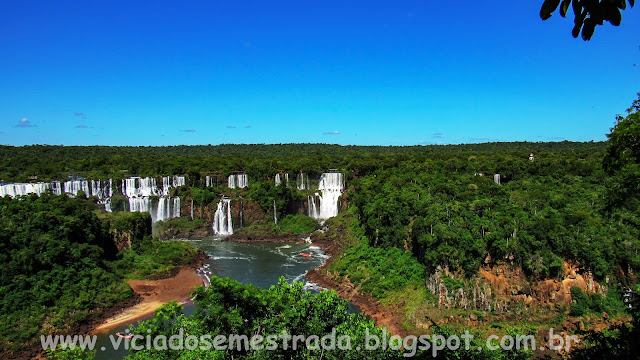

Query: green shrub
left=278, top=213, right=317, bottom=234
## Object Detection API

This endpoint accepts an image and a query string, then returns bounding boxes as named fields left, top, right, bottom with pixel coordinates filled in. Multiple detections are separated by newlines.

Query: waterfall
left=0, top=182, right=52, bottom=197
left=161, top=176, right=171, bottom=196
left=129, top=197, right=151, bottom=213
left=297, top=173, right=309, bottom=190
left=90, top=179, right=112, bottom=199
left=173, top=175, right=185, bottom=187
left=51, top=181, right=62, bottom=195
left=213, top=198, right=233, bottom=235
left=172, top=197, right=181, bottom=218
left=273, top=200, right=278, bottom=224
left=103, top=198, right=113, bottom=212
left=228, top=174, right=248, bottom=189
left=307, top=194, right=319, bottom=218
left=157, top=197, right=169, bottom=222
left=275, top=173, right=289, bottom=186
left=122, top=176, right=183, bottom=222
left=190, top=199, right=194, bottom=220
left=1, top=176, right=180, bottom=220
left=122, top=178, right=138, bottom=197
left=63, top=180, right=90, bottom=197
left=309, top=172, right=344, bottom=220
left=205, top=176, right=211, bottom=187
left=493, top=174, right=501, bottom=185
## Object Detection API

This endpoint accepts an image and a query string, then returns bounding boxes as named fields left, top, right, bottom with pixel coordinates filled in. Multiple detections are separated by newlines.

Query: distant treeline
left=0, top=141, right=605, bottom=183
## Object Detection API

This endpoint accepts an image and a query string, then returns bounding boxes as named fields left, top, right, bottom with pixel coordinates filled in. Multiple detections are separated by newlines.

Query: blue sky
left=0, top=1, right=638, bottom=146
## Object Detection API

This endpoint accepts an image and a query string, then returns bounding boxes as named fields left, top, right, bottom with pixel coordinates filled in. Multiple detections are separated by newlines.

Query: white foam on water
left=211, top=256, right=252, bottom=261
left=303, top=282, right=325, bottom=292
left=291, top=271, right=307, bottom=284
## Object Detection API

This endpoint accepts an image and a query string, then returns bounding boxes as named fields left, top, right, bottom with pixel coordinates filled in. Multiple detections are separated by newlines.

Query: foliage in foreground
left=0, top=194, right=199, bottom=352
left=0, top=194, right=130, bottom=350
left=120, top=276, right=531, bottom=360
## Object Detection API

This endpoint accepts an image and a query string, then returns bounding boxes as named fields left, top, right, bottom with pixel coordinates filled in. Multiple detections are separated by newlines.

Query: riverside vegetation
left=0, top=193, right=201, bottom=358
left=1, top=94, right=640, bottom=358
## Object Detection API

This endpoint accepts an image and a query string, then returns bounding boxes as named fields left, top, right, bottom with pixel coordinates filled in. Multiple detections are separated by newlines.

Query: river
left=94, top=237, right=335, bottom=359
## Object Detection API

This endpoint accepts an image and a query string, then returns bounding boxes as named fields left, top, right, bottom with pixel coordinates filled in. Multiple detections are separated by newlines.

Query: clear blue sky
left=0, top=1, right=638, bottom=146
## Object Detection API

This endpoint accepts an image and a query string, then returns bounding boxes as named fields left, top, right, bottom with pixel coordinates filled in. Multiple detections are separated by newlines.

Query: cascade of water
left=0, top=182, right=51, bottom=197
left=140, top=177, right=159, bottom=197
left=205, top=176, right=211, bottom=187
left=172, top=197, right=181, bottom=218
left=50, top=181, right=62, bottom=195
left=493, top=174, right=501, bottom=185
left=190, top=199, right=194, bottom=220
left=275, top=173, right=289, bottom=186
left=213, top=198, right=233, bottom=235
left=157, top=197, right=168, bottom=222
left=307, top=194, right=319, bottom=219
left=129, top=197, right=152, bottom=213
left=64, top=180, right=90, bottom=197
left=228, top=174, right=248, bottom=189
left=273, top=199, right=278, bottom=225
left=297, top=173, right=309, bottom=190
left=121, top=176, right=183, bottom=222
left=103, top=198, right=112, bottom=212
left=309, top=173, right=344, bottom=220
left=122, top=178, right=137, bottom=197
left=161, top=176, right=171, bottom=196
left=90, top=180, right=112, bottom=199
left=173, top=176, right=185, bottom=187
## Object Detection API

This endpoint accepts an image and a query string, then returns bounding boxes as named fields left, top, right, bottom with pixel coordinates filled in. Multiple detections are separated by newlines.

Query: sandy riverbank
left=306, top=234, right=409, bottom=337
left=93, top=268, right=203, bottom=333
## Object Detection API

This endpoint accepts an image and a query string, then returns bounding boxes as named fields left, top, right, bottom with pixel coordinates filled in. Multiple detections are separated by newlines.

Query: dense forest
left=0, top=194, right=200, bottom=355
left=2, top=95, right=640, bottom=358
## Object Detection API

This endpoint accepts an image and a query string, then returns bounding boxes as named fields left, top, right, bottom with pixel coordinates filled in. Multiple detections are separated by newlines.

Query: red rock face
left=428, top=261, right=609, bottom=313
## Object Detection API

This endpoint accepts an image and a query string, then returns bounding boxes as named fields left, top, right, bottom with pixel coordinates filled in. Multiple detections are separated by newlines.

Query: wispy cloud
left=226, top=125, right=236, bottom=129
left=323, top=130, right=340, bottom=135
left=16, top=117, right=35, bottom=128
left=432, top=132, right=445, bottom=139
left=244, top=125, right=252, bottom=128
left=180, top=129, right=196, bottom=133
left=74, top=112, right=87, bottom=119
left=551, top=136, right=565, bottom=140
left=75, top=125, right=89, bottom=129
left=468, top=137, right=492, bottom=142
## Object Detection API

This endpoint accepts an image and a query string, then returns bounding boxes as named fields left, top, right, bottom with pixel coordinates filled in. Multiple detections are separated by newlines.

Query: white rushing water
left=308, top=172, right=344, bottom=220
left=0, top=179, right=110, bottom=199
left=0, top=182, right=52, bottom=197
left=228, top=174, right=248, bottom=189
left=213, top=198, right=233, bottom=235
left=123, top=176, right=184, bottom=222
left=63, top=179, right=90, bottom=197
left=296, top=173, right=309, bottom=190
left=1, top=176, right=184, bottom=221
left=275, top=173, right=288, bottom=186
left=90, top=179, right=112, bottom=199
